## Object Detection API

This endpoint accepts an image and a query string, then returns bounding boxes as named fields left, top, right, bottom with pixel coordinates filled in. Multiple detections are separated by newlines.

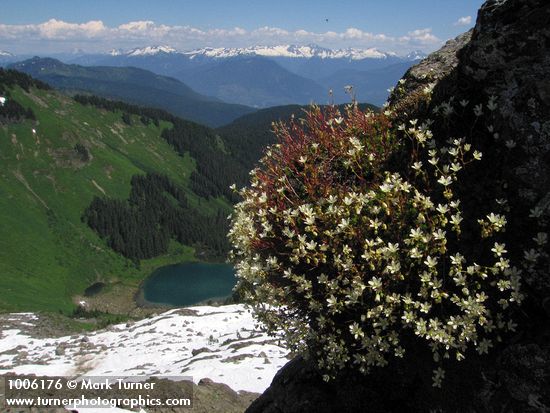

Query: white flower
left=436, top=204, right=449, bottom=215
left=368, top=277, right=383, bottom=290
left=450, top=200, right=461, bottom=209
left=402, top=311, right=415, bottom=324
left=437, top=176, right=452, bottom=187
left=450, top=162, right=462, bottom=172
left=349, top=322, right=364, bottom=339
left=338, top=218, right=349, bottom=230
left=424, top=256, right=438, bottom=268
left=387, top=261, right=401, bottom=274
left=491, top=242, right=507, bottom=257
left=450, top=213, right=463, bottom=226
left=433, top=229, right=446, bottom=240
left=387, top=243, right=400, bottom=254
left=412, top=161, right=423, bottom=171
left=327, top=295, right=338, bottom=307
left=487, top=213, right=507, bottom=229
left=409, top=227, right=423, bottom=240
left=379, top=182, right=392, bottom=193
left=448, top=147, right=459, bottom=157
left=258, top=192, right=267, bottom=203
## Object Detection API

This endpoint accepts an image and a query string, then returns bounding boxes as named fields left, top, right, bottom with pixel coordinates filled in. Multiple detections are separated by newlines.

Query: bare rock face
left=247, top=1, right=550, bottom=412
left=391, top=0, right=550, bottom=306
left=387, top=30, right=472, bottom=121
left=442, top=0, right=550, bottom=301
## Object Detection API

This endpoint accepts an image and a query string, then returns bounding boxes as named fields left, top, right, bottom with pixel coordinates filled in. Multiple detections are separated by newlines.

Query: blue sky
left=0, top=0, right=484, bottom=55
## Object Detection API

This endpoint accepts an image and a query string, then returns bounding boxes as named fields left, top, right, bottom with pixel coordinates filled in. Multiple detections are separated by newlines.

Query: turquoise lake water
left=142, top=262, right=237, bottom=306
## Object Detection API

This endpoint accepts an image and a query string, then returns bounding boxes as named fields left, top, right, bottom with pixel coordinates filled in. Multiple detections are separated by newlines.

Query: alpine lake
left=140, top=262, right=237, bottom=306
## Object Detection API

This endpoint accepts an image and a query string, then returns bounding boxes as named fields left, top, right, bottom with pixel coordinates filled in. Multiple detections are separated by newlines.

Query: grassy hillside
left=0, top=73, right=233, bottom=313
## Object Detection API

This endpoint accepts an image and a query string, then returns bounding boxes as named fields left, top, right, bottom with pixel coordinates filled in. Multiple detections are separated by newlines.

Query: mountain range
left=65, top=44, right=425, bottom=107
left=2, top=44, right=425, bottom=108
left=8, top=57, right=254, bottom=127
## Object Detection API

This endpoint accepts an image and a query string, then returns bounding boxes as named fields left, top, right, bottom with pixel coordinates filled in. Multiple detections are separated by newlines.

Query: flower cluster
left=228, top=104, right=523, bottom=386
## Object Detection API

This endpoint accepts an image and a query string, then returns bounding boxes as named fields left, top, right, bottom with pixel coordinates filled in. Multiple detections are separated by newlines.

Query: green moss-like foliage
left=229, top=103, right=528, bottom=386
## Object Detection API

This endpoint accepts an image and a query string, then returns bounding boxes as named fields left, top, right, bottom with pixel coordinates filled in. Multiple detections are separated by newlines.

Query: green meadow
left=0, top=86, right=229, bottom=312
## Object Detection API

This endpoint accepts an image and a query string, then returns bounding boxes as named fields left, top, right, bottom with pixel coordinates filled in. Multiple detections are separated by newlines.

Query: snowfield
left=0, top=305, right=289, bottom=395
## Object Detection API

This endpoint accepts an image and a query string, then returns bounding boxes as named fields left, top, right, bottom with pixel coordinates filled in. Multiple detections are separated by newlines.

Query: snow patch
left=0, top=304, right=289, bottom=394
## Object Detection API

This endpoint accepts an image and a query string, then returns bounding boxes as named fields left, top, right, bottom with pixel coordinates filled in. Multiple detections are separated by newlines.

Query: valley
left=0, top=67, right=379, bottom=317
left=0, top=70, right=242, bottom=314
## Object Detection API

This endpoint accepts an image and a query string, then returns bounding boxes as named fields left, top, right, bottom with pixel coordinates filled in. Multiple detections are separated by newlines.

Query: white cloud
left=397, top=28, right=440, bottom=49
left=1, top=19, right=108, bottom=40
left=454, top=16, right=472, bottom=26
left=0, top=19, right=443, bottom=54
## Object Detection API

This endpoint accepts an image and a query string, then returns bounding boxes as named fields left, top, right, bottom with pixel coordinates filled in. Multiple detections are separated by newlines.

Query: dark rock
left=192, top=347, right=213, bottom=356
left=543, top=297, right=550, bottom=317
left=392, top=0, right=550, bottom=304
left=388, top=30, right=472, bottom=122
left=249, top=1, right=550, bottom=412
left=193, top=378, right=260, bottom=413
left=54, top=344, right=65, bottom=356
left=446, top=0, right=550, bottom=302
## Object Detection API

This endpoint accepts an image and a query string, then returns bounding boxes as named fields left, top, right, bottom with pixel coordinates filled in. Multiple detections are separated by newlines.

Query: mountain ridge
left=97, top=43, right=425, bottom=61
left=8, top=57, right=255, bottom=126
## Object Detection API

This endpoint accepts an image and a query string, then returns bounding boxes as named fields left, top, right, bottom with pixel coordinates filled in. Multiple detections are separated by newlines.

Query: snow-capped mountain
left=64, top=44, right=425, bottom=107
left=183, top=44, right=400, bottom=60
left=103, top=44, right=420, bottom=61
left=109, top=45, right=179, bottom=57
left=0, top=50, right=14, bottom=57
left=405, top=50, right=428, bottom=61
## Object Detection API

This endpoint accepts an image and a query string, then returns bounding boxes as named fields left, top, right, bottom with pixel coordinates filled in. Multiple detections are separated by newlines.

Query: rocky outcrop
left=247, top=1, right=550, bottom=411
left=405, top=0, right=550, bottom=302
left=387, top=30, right=472, bottom=121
